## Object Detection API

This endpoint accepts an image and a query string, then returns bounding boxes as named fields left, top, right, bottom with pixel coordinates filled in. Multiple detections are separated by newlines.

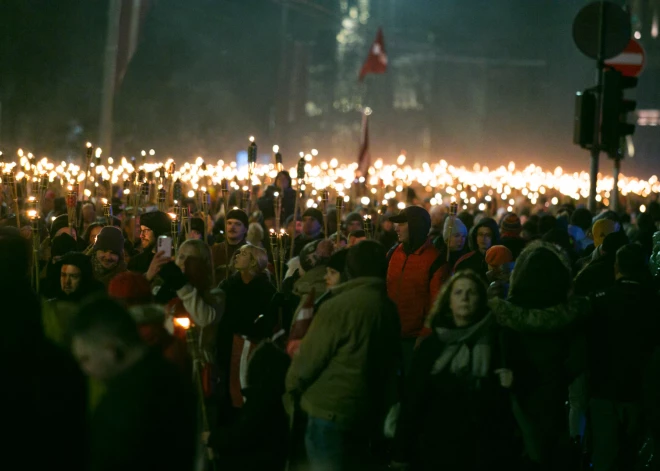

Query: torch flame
left=173, top=317, right=191, bottom=330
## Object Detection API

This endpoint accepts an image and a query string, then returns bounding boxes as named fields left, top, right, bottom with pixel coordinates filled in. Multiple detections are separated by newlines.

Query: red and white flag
left=357, top=111, right=370, bottom=176
left=359, top=28, right=388, bottom=81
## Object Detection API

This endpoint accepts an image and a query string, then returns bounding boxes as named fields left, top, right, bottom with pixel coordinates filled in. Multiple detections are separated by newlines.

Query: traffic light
left=600, top=68, right=638, bottom=158
left=573, top=87, right=597, bottom=149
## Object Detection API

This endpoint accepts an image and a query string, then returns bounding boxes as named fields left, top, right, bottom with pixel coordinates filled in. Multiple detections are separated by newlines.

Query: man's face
left=54, top=226, right=77, bottom=240
left=395, top=222, right=409, bottom=243
left=382, top=220, right=393, bottom=232
left=276, top=174, right=290, bottom=191
left=96, top=250, right=119, bottom=270
left=476, top=227, right=493, bottom=253
left=72, top=336, right=118, bottom=381
left=226, top=219, right=247, bottom=243
left=302, top=216, right=321, bottom=236
left=61, top=264, right=82, bottom=294
left=347, top=220, right=362, bottom=233
left=348, top=235, right=366, bottom=247
left=139, top=226, right=155, bottom=249
left=83, top=204, right=96, bottom=223
left=89, top=226, right=103, bottom=245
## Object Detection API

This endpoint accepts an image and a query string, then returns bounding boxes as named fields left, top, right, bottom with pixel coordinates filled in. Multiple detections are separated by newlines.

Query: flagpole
left=99, top=0, right=122, bottom=157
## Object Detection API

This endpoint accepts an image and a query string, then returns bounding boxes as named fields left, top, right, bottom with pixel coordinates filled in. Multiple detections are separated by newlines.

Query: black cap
left=389, top=206, right=430, bottom=225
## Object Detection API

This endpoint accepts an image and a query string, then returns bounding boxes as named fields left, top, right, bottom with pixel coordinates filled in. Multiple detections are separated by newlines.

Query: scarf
left=92, top=254, right=127, bottom=287
left=431, top=313, right=494, bottom=378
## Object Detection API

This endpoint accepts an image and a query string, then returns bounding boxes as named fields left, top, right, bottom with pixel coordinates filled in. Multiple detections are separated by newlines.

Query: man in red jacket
left=387, top=206, right=444, bottom=371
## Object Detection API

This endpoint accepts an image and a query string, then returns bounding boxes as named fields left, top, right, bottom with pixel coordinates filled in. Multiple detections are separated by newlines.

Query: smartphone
left=157, top=235, right=173, bottom=257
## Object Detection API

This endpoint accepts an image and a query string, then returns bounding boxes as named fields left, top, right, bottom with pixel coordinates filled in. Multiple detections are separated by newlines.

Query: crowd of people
left=2, top=170, right=660, bottom=471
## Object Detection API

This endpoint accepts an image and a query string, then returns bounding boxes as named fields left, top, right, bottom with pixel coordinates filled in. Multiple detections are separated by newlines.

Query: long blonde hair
left=238, top=243, right=268, bottom=275
left=179, top=239, right=215, bottom=292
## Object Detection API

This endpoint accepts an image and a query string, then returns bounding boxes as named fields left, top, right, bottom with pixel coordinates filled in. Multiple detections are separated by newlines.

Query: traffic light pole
left=588, top=1, right=607, bottom=214
left=611, top=157, right=621, bottom=212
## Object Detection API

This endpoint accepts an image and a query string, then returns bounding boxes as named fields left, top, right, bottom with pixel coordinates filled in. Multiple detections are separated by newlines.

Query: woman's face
left=233, top=247, right=252, bottom=271
left=449, top=278, right=481, bottom=325
left=175, top=244, right=199, bottom=274
left=325, top=267, right=341, bottom=287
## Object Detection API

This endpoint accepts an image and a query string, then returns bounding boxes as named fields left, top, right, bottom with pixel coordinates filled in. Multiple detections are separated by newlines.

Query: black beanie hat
left=327, top=249, right=349, bottom=273
left=94, top=226, right=125, bottom=256
left=345, top=212, right=363, bottom=225
left=302, top=207, right=324, bottom=227
left=226, top=209, right=249, bottom=228
left=346, top=240, right=387, bottom=279
left=139, top=211, right=171, bottom=238
left=50, top=214, right=72, bottom=239
left=59, top=252, right=94, bottom=281
left=51, top=233, right=78, bottom=259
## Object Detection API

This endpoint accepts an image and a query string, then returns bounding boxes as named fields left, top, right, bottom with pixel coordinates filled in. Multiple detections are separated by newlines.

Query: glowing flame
left=173, top=317, right=191, bottom=330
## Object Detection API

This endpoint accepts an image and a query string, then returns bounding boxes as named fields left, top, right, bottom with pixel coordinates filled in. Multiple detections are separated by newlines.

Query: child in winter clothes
left=485, top=245, right=514, bottom=300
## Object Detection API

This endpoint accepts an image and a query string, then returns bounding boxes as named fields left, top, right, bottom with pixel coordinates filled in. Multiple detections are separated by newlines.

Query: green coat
left=285, top=276, right=401, bottom=430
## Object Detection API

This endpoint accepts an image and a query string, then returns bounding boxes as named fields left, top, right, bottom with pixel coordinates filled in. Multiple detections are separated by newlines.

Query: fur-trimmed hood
left=489, top=296, right=590, bottom=333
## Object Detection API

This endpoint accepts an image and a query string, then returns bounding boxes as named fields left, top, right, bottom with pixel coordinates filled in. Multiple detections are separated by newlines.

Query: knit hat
left=302, top=207, right=324, bottom=227
left=344, top=212, right=363, bottom=226
left=93, top=226, right=125, bottom=256
left=299, top=239, right=332, bottom=272
left=327, top=249, right=349, bottom=273
left=139, top=210, right=171, bottom=238
left=592, top=219, right=617, bottom=248
left=485, top=245, right=513, bottom=267
left=226, top=208, right=249, bottom=228
left=108, top=271, right=153, bottom=307
left=500, top=212, right=522, bottom=237
left=190, top=217, right=205, bottom=235
left=443, top=216, right=468, bottom=240
left=50, top=214, right=72, bottom=239
left=51, top=232, right=78, bottom=259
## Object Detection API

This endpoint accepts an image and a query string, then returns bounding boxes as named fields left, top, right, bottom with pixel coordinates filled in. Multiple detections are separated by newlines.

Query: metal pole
left=588, top=1, right=608, bottom=214
left=611, top=157, right=621, bottom=212
left=99, top=0, right=122, bottom=156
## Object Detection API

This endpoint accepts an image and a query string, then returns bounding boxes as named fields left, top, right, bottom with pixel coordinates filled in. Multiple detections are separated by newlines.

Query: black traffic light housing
left=600, top=68, right=638, bottom=158
left=573, top=87, right=597, bottom=149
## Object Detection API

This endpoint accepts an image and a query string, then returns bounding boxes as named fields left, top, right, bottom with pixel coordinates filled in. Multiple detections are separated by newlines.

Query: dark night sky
left=0, top=0, right=658, bottom=178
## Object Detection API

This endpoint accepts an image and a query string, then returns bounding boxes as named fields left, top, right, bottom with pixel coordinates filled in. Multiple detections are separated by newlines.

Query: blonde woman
left=217, top=243, right=277, bottom=413
left=157, top=240, right=224, bottom=385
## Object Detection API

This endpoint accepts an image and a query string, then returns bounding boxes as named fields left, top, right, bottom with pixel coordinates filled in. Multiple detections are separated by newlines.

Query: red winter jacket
left=387, top=240, right=445, bottom=338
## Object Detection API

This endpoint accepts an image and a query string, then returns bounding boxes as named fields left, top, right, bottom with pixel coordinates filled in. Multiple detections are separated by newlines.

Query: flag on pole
left=115, top=0, right=150, bottom=87
left=357, top=109, right=371, bottom=176
left=359, top=28, right=388, bottom=81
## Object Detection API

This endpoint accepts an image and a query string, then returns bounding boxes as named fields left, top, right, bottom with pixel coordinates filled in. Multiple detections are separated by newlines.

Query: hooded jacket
left=454, top=218, right=501, bottom=281
left=387, top=213, right=444, bottom=339
left=490, top=242, right=589, bottom=465
left=285, top=277, right=401, bottom=429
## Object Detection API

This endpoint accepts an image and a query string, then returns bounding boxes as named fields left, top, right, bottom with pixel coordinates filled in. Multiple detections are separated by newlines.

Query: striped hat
left=500, top=212, right=522, bottom=237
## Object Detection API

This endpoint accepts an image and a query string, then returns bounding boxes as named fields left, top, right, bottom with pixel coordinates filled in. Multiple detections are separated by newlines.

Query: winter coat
left=454, top=250, right=488, bottom=281
left=216, top=273, right=276, bottom=409
left=574, top=252, right=616, bottom=296
left=393, top=315, right=518, bottom=471
left=287, top=265, right=328, bottom=330
left=387, top=239, right=444, bottom=338
left=500, top=235, right=526, bottom=260
left=90, top=351, right=196, bottom=471
left=211, top=239, right=246, bottom=282
left=490, top=296, right=590, bottom=465
left=127, top=248, right=154, bottom=274
left=645, top=348, right=660, bottom=444
left=209, top=341, right=290, bottom=471
left=2, top=280, right=88, bottom=471
left=588, top=278, right=660, bottom=402
left=285, top=276, right=401, bottom=430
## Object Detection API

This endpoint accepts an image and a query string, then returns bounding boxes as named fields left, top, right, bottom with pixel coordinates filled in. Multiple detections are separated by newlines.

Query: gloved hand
left=158, top=261, right=188, bottom=291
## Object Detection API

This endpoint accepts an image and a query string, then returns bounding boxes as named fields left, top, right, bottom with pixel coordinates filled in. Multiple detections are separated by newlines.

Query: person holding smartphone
left=128, top=210, right=172, bottom=275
